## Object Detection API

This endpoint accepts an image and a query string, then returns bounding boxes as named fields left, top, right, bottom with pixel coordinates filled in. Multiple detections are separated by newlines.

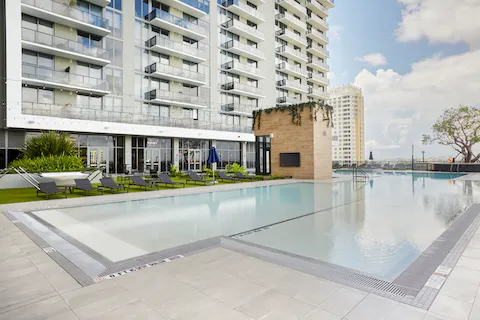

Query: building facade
left=329, top=85, right=365, bottom=164
left=1, top=0, right=333, bottom=173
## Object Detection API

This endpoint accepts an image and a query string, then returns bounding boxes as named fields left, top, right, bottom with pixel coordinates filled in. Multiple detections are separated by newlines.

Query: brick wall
left=254, top=108, right=332, bottom=180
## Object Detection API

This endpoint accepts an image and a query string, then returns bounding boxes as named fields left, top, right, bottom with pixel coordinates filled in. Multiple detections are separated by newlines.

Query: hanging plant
left=252, top=101, right=333, bottom=130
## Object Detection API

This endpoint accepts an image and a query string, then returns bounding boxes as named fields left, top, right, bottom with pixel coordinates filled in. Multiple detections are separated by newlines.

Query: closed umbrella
left=207, top=146, right=221, bottom=181
left=369, top=151, right=374, bottom=161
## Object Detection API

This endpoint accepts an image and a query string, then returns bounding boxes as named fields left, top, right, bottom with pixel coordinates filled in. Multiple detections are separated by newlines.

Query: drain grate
left=336, top=271, right=407, bottom=297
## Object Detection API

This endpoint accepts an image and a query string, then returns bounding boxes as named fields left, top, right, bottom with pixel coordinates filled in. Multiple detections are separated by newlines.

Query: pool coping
left=2, top=178, right=479, bottom=310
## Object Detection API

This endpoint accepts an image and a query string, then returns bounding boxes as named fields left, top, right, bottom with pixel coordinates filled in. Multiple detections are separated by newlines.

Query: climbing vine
left=252, top=101, right=333, bottom=130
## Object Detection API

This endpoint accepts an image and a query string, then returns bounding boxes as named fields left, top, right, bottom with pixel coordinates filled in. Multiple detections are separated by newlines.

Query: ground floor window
left=132, top=137, right=172, bottom=173
left=256, top=136, right=271, bottom=175
left=216, top=141, right=241, bottom=170
left=179, top=139, right=210, bottom=172
left=246, top=142, right=255, bottom=169
left=73, top=134, right=124, bottom=174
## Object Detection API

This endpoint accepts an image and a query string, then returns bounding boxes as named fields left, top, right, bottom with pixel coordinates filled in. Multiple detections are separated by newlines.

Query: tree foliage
left=20, top=131, right=77, bottom=159
left=422, top=106, right=480, bottom=163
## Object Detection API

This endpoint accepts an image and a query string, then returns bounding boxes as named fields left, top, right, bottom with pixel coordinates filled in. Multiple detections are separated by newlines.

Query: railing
left=221, top=60, right=263, bottom=77
left=145, top=89, right=209, bottom=107
left=222, top=19, right=264, bottom=39
left=145, top=36, right=208, bottom=60
left=22, top=64, right=108, bottom=90
left=275, top=12, right=306, bottom=30
left=306, top=29, right=329, bottom=42
left=145, top=9, right=209, bottom=35
left=145, top=62, right=206, bottom=83
left=221, top=103, right=256, bottom=115
left=220, top=0, right=264, bottom=21
left=276, top=0, right=306, bottom=15
left=276, top=96, right=304, bottom=104
left=307, top=14, right=328, bottom=28
left=276, top=45, right=308, bottom=61
left=221, top=81, right=264, bottom=96
left=306, top=0, right=328, bottom=15
left=308, top=72, right=329, bottom=84
left=20, top=102, right=253, bottom=133
left=276, top=79, right=309, bottom=92
left=353, top=167, right=369, bottom=181
left=275, top=29, right=306, bottom=45
left=222, top=40, right=265, bottom=58
left=307, top=58, right=329, bottom=70
left=22, top=0, right=108, bottom=29
left=307, top=43, right=329, bottom=56
left=308, top=87, right=328, bottom=98
left=22, top=28, right=109, bottom=60
left=276, top=62, right=308, bottom=76
left=177, top=0, right=210, bottom=13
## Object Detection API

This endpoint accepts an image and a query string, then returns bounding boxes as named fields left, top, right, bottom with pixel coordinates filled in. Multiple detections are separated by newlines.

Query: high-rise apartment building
left=329, top=85, right=365, bottom=164
left=1, top=0, right=333, bottom=173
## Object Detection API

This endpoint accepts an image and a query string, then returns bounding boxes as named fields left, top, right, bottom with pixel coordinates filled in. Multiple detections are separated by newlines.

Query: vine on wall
left=252, top=101, right=333, bottom=130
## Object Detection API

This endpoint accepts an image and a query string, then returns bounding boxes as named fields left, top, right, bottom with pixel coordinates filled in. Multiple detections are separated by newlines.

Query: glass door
left=188, top=149, right=201, bottom=171
left=145, top=149, right=160, bottom=173
left=88, top=148, right=108, bottom=173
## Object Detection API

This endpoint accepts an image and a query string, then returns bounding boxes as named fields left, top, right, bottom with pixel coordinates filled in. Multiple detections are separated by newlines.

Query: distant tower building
left=328, top=85, right=365, bottom=164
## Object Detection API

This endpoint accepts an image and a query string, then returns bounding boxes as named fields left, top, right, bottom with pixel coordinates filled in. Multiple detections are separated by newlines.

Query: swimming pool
left=21, top=172, right=478, bottom=282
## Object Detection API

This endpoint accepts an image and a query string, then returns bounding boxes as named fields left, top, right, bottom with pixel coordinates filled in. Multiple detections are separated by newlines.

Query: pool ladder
left=353, top=168, right=369, bottom=181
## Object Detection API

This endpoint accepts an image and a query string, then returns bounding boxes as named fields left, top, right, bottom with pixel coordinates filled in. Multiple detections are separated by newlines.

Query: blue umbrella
left=207, top=146, right=221, bottom=180
left=369, top=151, right=374, bottom=161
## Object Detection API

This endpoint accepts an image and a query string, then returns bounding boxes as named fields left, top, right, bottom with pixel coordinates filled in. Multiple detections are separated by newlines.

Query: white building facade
left=1, top=0, right=333, bottom=173
left=329, top=85, right=365, bottom=164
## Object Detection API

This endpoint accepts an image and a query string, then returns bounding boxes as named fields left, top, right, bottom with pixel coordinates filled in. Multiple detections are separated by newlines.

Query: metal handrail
left=353, top=167, right=369, bottom=181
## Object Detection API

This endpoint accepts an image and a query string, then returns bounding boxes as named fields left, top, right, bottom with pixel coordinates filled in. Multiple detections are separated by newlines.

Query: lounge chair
left=186, top=172, right=214, bottom=185
left=74, top=179, right=104, bottom=196
left=37, top=181, right=68, bottom=200
left=100, top=177, right=124, bottom=193
left=234, top=172, right=255, bottom=181
left=129, top=175, right=158, bottom=191
left=217, top=171, right=238, bottom=183
left=157, top=173, right=185, bottom=188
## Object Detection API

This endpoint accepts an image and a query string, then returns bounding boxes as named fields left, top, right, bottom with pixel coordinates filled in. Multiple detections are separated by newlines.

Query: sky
left=327, top=0, right=480, bottom=160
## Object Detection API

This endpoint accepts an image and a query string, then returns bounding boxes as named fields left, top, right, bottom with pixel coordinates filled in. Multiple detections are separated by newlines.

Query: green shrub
left=169, top=165, right=179, bottom=177
left=20, top=131, right=76, bottom=159
left=9, top=155, right=85, bottom=173
left=225, top=163, right=247, bottom=175
left=202, top=164, right=213, bottom=176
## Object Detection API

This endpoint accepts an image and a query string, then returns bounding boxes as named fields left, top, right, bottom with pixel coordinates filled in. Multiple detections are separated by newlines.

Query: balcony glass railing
left=20, top=102, right=252, bottom=133
left=276, top=79, right=308, bottom=92
left=307, top=58, right=329, bottom=70
left=222, top=40, right=264, bottom=58
left=22, top=64, right=108, bottom=90
left=308, top=72, right=329, bottom=84
left=306, top=0, right=328, bottom=14
left=145, top=36, right=208, bottom=60
left=221, top=103, right=256, bottom=115
left=145, top=62, right=206, bottom=83
left=307, top=43, right=329, bottom=56
left=22, top=28, right=109, bottom=60
left=276, top=0, right=306, bottom=15
left=221, top=82, right=264, bottom=96
left=276, top=62, right=308, bottom=76
left=145, top=9, right=209, bottom=35
left=306, top=29, right=329, bottom=42
left=276, top=96, right=304, bottom=104
left=220, top=0, right=265, bottom=21
left=276, top=45, right=308, bottom=61
left=221, top=60, right=263, bottom=76
left=308, top=87, right=329, bottom=97
left=22, top=0, right=108, bottom=29
left=145, top=89, right=209, bottom=106
left=178, top=0, right=210, bottom=13
left=275, top=29, right=306, bottom=45
left=222, top=19, right=264, bottom=39
left=307, top=14, right=328, bottom=28
left=275, top=12, right=305, bottom=30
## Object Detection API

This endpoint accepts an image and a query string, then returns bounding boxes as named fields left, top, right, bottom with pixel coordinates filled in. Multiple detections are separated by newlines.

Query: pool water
left=31, top=172, right=477, bottom=281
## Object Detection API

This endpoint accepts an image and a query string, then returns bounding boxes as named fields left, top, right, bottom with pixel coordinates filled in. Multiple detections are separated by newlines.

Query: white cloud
left=354, top=49, right=480, bottom=159
left=356, top=53, right=388, bottom=67
left=396, top=0, right=480, bottom=48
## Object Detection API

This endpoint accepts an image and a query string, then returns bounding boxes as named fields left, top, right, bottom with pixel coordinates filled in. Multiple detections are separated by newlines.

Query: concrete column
left=241, top=141, right=247, bottom=168
left=173, top=138, right=180, bottom=168
left=124, top=135, right=132, bottom=173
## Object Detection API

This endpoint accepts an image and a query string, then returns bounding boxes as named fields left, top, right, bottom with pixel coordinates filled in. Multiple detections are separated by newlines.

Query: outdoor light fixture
left=269, top=133, right=274, bottom=139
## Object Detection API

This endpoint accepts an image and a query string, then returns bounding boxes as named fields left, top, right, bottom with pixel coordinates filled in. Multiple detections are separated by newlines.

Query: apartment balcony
left=306, top=14, right=328, bottom=31
left=276, top=45, right=308, bottom=63
left=307, top=57, right=329, bottom=72
left=276, top=62, right=308, bottom=78
left=221, top=103, right=256, bottom=116
left=319, top=0, right=335, bottom=9
left=307, top=72, right=329, bottom=85
left=306, top=0, right=328, bottom=17
left=275, top=0, right=307, bottom=17
left=21, top=0, right=110, bottom=37
left=145, top=9, right=208, bottom=41
left=22, top=64, right=110, bottom=95
left=275, top=28, right=307, bottom=47
left=21, top=28, right=111, bottom=66
left=276, top=96, right=305, bottom=105
left=221, top=82, right=265, bottom=99
left=306, top=43, right=329, bottom=58
left=306, top=28, right=329, bottom=44
left=275, top=12, right=306, bottom=32
left=276, top=79, right=308, bottom=94
left=222, top=19, right=264, bottom=43
left=221, top=40, right=265, bottom=60
left=220, top=0, right=265, bottom=24
left=308, top=87, right=329, bottom=100
left=221, top=60, right=264, bottom=80
left=21, top=102, right=253, bottom=133
left=145, top=36, right=207, bottom=64
left=145, top=63, right=206, bottom=86
left=158, top=0, right=209, bottom=18
left=144, top=89, right=209, bottom=109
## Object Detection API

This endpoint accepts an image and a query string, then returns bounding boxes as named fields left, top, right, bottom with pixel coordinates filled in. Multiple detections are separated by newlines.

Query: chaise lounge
left=100, top=177, right=125, bottom=193
left=74, top=179, right=104, bottom=196
left=37, top=181, right=68, bottom=200
left=129, top=176, right=158, bottom=191
left=157, top=173, right=185, bottom=188
left=217, top=171, right=239, bottom=183
left=186, top=172, right=214, bottom=186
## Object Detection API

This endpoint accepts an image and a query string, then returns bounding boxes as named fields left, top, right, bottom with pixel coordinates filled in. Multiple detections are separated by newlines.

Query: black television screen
left=280, top=153, right=300, bottom=167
